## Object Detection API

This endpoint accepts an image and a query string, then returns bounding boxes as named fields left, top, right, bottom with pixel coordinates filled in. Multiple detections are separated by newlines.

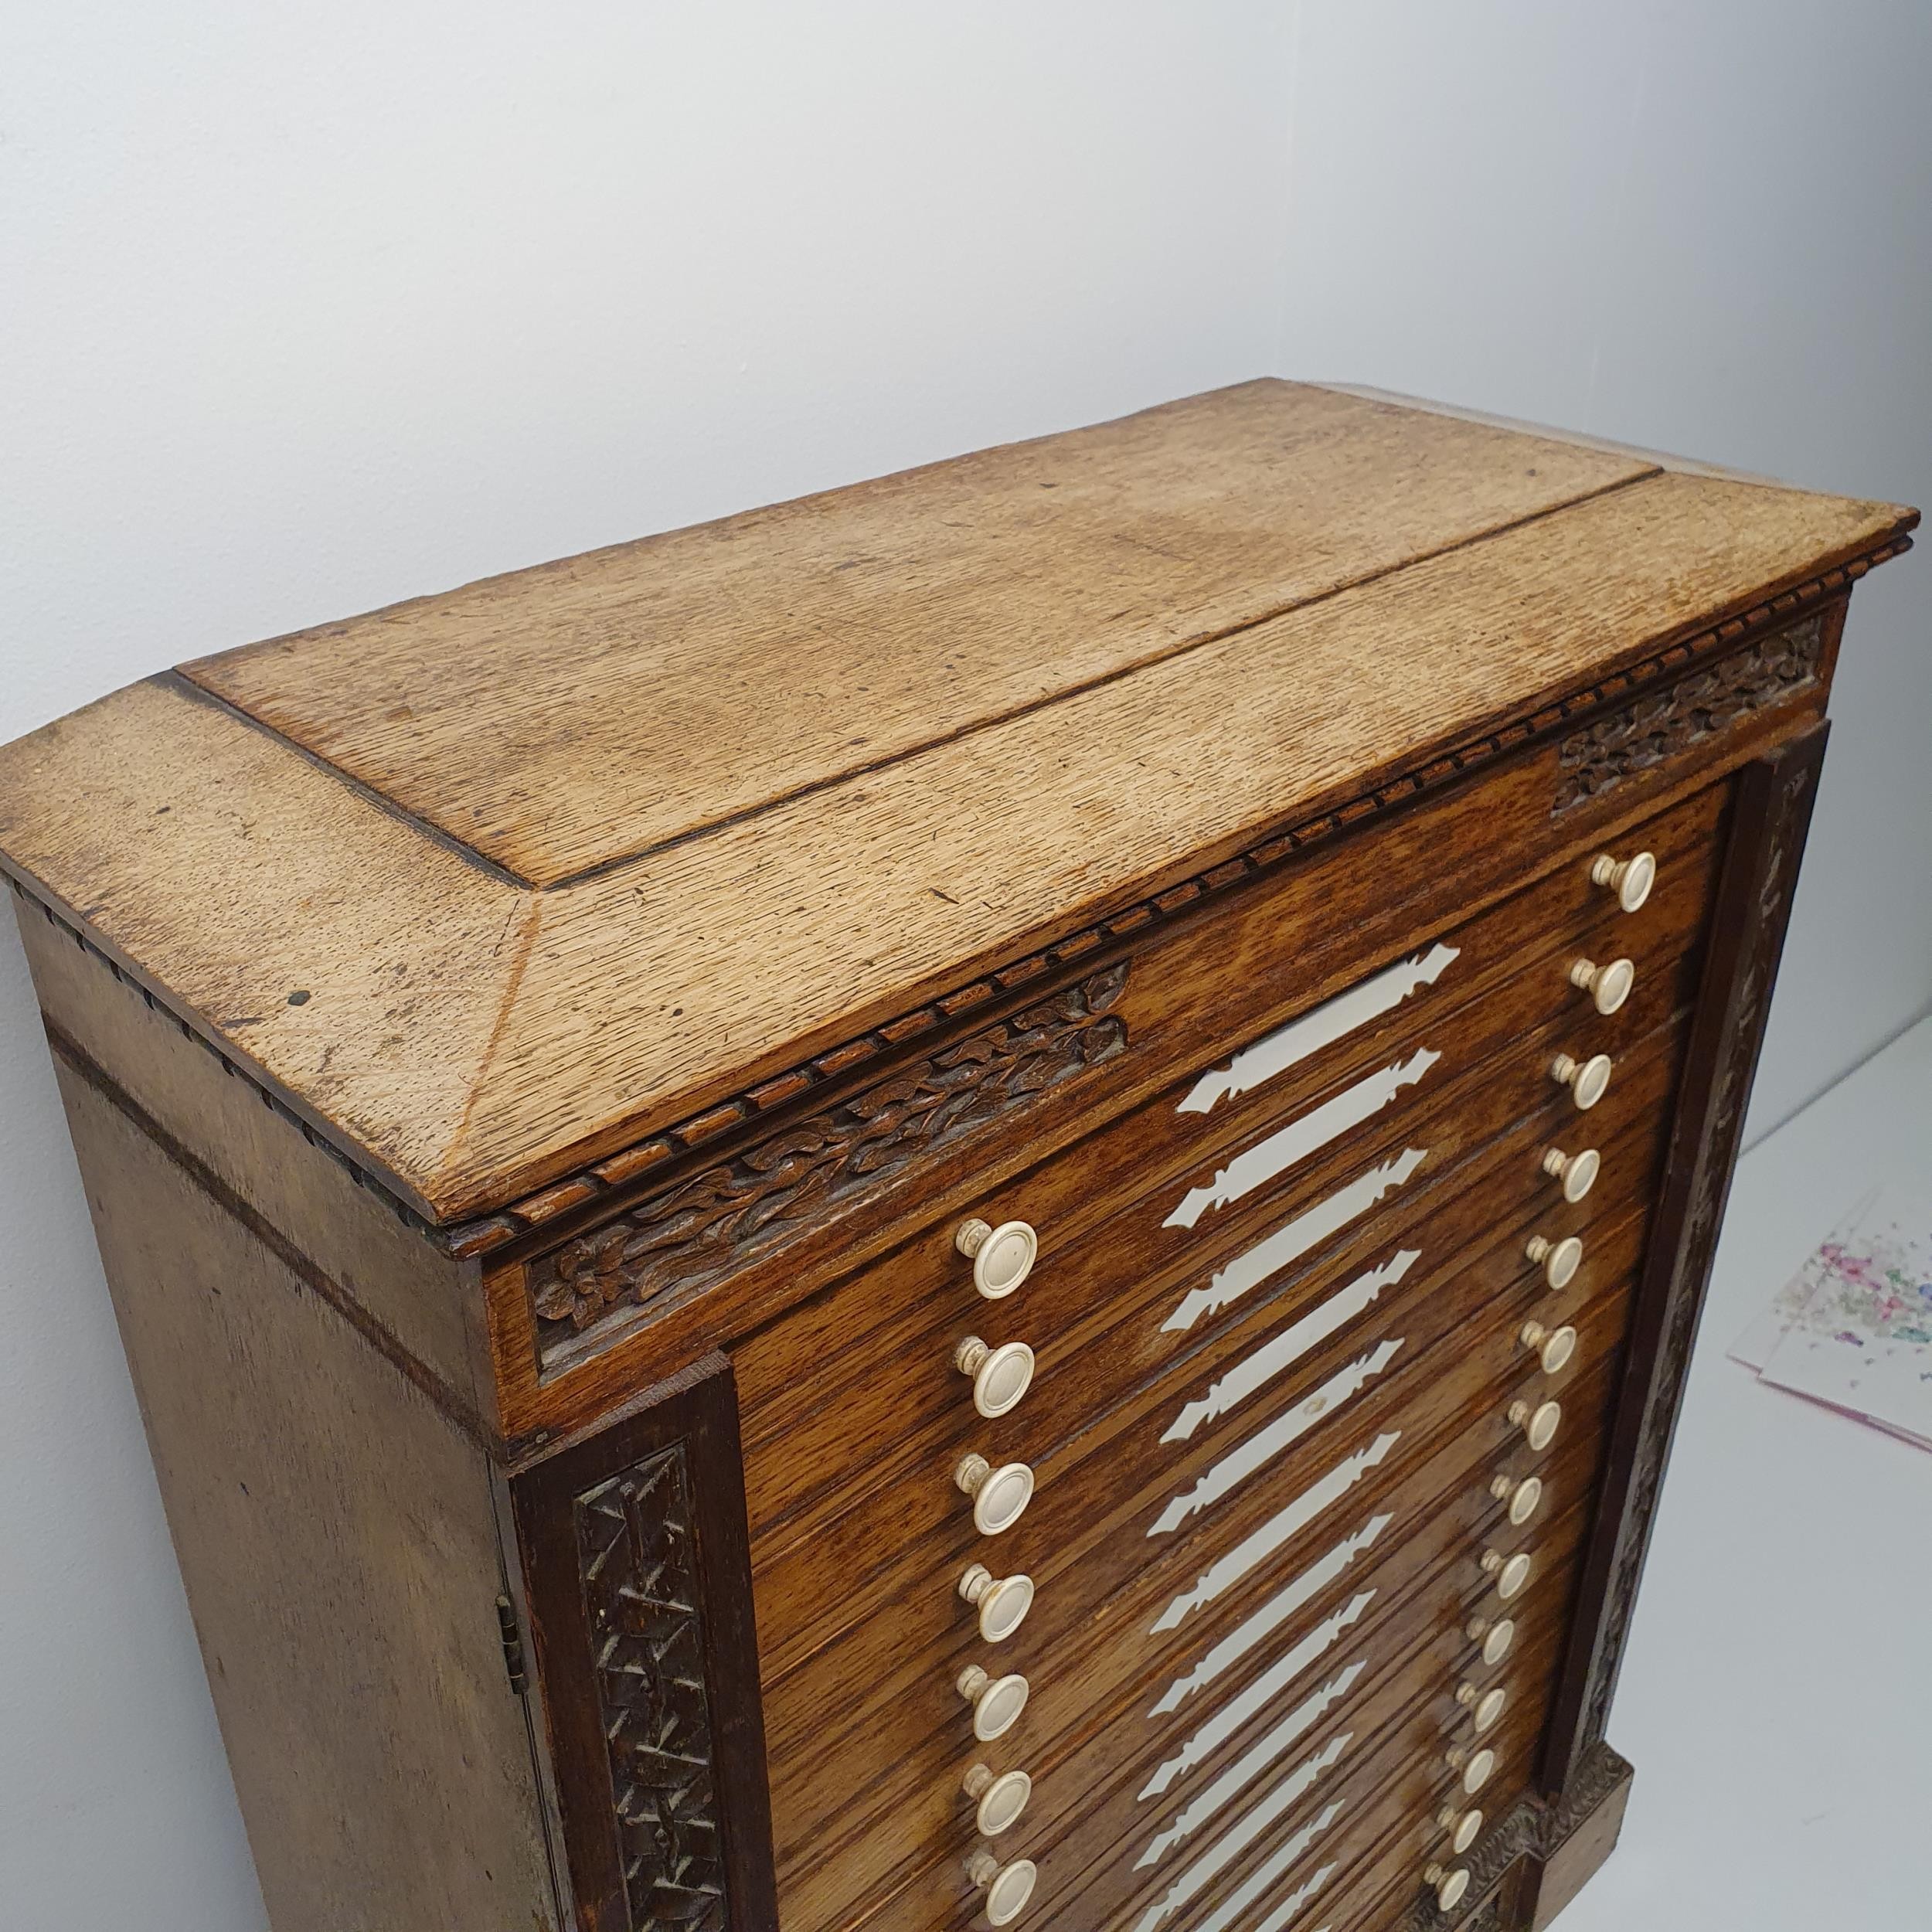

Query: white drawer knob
left=1569, top=954, right=1634, bottom=1015
left=954, top=1337, right=1037, bottom=1417
left=1489, top=1472, right=1543, bottom=1526
left=1509, top=1397, right=1562, bottom=1451
left=1541, top=1145, right=1600, bottom=1202
left=957, top=1665, right=1030, bottom=1741
left=1424, top=1862, right=1471, bottom=1912
left=963, top=1764, right=1033, bottom=1836
left=1550, top=1051, right=1613, bottom=1110
left=1526, top=1233, right=1583, bottom=1291
left=1445, top=1743, right=1497, bottom=1794
left=1520, top=1321, right=1577, bottom=1375
left=1456, top=1681, right=1509, bottom=1733
left=956, top=1219, right=1039, bottom=1299
left=1465, top=1615, right=1516, bottom=1667
left=955, top=1455, right=1036, bottom=1534
left=1437, top=1804, right=1484, bottom=1855
left=1591, top=849, right=1657, bottom=913
left=965, top=1849, right=1039, bottom=1925
left=958, top=1564, right=1035, bottom=1642
left=1480, top=1548, right=1534, bottom=1600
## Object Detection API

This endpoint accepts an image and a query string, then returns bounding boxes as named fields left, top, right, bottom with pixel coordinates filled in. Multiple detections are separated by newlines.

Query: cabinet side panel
left=51, top=1057, right=558, bottom=1932
left=16, top=900, right=497, bottom=1434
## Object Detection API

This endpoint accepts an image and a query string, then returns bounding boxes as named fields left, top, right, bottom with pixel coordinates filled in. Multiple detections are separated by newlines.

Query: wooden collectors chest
left=0, top=379, right=1915, bottom=1932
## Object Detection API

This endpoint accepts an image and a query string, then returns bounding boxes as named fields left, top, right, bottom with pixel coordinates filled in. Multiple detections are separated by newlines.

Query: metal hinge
left=496, top=1594, right=529, bottom=1696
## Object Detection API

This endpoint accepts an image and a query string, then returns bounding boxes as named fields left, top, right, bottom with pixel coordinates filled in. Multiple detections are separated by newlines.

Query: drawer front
left=751, top=999, right=1685, bottom=1696
left=735, top=780, right=1730, bottom=1932
left=813, top=1356, right=1618, bottom=1932
left=735, top=777, right=1723, bottom=1551
left=760, top=1148, right=1658, bottom=1876
left=778, top=1281, right=1630, bottom=1931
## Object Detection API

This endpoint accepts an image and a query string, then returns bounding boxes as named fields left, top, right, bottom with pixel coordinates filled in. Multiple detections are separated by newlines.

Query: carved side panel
left=515, top=1354, right=777, bottom=1932
left=529, top=963, right=1128, bottom=1360
left=577, top=1447, right=724, bottom=1930
left=1542, top=726, right=1831, bottom=1788
left=1553, top=614, right=1824, bottom=811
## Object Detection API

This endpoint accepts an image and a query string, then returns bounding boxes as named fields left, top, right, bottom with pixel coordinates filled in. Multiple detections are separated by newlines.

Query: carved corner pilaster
left=1543, top=724, right=1830, bottom=1794
left=513, top=1353, right=777, bottom=1932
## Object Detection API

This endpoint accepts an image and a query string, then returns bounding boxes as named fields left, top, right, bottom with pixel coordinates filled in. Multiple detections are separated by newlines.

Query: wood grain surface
left=181, top=381, right=1653, bottom=884
left=0, top=377, right=1909, bottom=1224
left=730, top=803, right=1719, bottom=1554
left=50, top=1057, right=556, bottom=1932
left=782, top=1352, right=1621, bottom=1932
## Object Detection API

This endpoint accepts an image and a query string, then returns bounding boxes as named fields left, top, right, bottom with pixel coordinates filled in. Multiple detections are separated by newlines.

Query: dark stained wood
left=736, top=959, right=1702, bottom=1572
left=750, top=1008, right=1681, bottom=1762
left=1524, top=1751, right=1634, bottom=1930
left=512, top=1353, right=778, bottom=1932
left=765, top=1241, right=1643, bottom=1914
left=1540, top=723, right=1832, bottom=1791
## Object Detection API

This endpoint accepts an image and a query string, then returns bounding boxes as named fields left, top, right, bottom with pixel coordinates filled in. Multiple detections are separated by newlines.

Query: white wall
left=1276, top=0, right=1932, bottom=1137
left=0, top=7, right=1294, bottom=1926
left=2, top=4, right=1927, bottom=1926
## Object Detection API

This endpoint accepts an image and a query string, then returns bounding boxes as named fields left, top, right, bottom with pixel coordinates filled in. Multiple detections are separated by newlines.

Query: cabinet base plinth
left=1526, top=1747, right=1634, bottom=1929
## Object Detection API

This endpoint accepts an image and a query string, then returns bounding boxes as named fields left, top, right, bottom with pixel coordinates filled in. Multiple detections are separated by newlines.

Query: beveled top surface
left=0, top=379, right=1913, bottom=1219
left=179, top=382, right=1653, bottom=887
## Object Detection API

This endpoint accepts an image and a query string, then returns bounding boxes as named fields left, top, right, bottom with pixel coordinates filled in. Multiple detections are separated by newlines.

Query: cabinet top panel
left=0, top=379, right=1913, bottom=1223
left=181, top=382, right=1654, bottom=886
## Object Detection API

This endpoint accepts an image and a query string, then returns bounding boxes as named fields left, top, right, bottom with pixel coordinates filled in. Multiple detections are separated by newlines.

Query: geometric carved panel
left=514, top=1352, right=774, bottom=1932
left=577, top=1446, right=725, bottom=1931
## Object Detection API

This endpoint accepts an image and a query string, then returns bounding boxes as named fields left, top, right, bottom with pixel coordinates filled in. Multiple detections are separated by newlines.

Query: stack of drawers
left=736, top=781, right=1726, bottom=1932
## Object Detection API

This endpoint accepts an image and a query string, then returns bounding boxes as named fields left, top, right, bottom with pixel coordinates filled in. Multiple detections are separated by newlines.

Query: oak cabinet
left=0, top=380, right=1915, bottom=1932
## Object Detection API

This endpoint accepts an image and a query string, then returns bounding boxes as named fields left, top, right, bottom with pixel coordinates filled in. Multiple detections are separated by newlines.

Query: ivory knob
left=954, top=1337, right=1037, bottom=1417
left=957, top=1665, right=1030, bottom=1741
left=958, top=1564, right=1035, bottom=1642
left=1591, top=849, right=1657, bottom=913
left=1437, top=1804, right=1484, bottom=1855
left=1509, top=1397, right=1562, bottom=1452
left=1550, top=1051, right=1614, bottom=1111
left=1526, top=1233, right=1583, bottom=1291
left=1569, top=954, right=1635, bottom=1015
left=1445, top=1743, right=1497, bottom=1794
left=1520, top=1321, right=1578, bottom=1375
left=1424, top=1862, right=1471, bottom=1911
left=955, top=1219, right=1039, bottom=1299
left=964, top=1849, right=1039, bottom=1925
left=1480, top=1548, right=1534, bottom=1600
left=963, top=1764, right=1033, bottom=1837
left=1456, top=1682, right=1509, bottom=1733
left=955, top=1455, right=1036, bottom=1535
left=1465, top=1616, right=1515, bottom=1667
left=1541, top=1145, right=1600, bottom=1202
left=1489, top=1472, right=1543, bottom=1526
